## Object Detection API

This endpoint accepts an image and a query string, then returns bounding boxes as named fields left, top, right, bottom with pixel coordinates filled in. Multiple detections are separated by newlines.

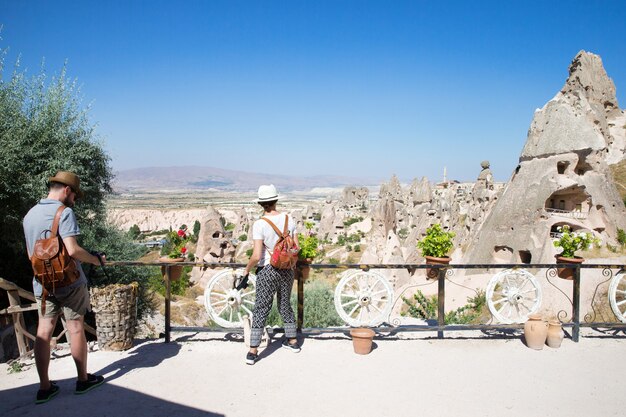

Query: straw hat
left=48, top=171, right=84, bottom=199
left=256, top=184, right=280, bottom=203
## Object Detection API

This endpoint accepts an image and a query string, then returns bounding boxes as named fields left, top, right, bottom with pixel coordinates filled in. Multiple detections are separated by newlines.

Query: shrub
left=617, top=228, right=626, bottom=247
left=402, top=289, right=487, bottom=324
left=148, top=265, right=191, bottom=297
left=343, top=216, right=364, bottom=227
left=128, top=224, right=141, bottom=240
left=266, top=279, right=342, bottom=327
left=238, top=234, right=248, bottom=242
left=246, top=249, right=253, bottom=257
left=327, top=257, right=340, bottom=264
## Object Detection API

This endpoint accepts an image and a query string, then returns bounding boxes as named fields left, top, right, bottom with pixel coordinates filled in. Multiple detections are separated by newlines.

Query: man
left=23, top=171, right=106, bottom=404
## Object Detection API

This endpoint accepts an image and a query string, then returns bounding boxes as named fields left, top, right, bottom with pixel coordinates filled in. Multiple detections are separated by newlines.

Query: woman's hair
left=259, top=200, right=277, bottom=211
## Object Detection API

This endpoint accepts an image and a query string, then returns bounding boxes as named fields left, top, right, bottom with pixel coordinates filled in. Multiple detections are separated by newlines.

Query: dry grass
left=609, top=159, right=626, bottom=201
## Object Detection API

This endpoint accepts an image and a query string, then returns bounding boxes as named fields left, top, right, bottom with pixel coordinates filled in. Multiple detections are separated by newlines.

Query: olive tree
left=0, top=51, right=155, bottom=319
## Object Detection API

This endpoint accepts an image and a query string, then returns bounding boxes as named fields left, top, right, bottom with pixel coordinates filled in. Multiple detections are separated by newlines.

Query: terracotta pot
left=350, top=328, right=375, bottom=355
left=555, top=255, right=584, bottom=280
left=424, top=256, right=451, bottom=279
left=159, top=257, right=184, bottom=281
left=546, top=320, right=564, bottom=348
left=523, top=314, right=548, bottom=350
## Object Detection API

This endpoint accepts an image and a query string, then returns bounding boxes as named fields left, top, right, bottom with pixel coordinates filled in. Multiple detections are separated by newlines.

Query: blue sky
left=2, top=1, right=625, bottom=183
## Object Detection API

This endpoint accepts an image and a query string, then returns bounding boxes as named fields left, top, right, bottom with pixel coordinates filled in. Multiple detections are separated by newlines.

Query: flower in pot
left=159, top=225, right=191, bottom=281
left=553, top=225, right=599, bottom=279
left=417, top=223, right=455, bottom=279
left=297, top=222, right=319, bottom=280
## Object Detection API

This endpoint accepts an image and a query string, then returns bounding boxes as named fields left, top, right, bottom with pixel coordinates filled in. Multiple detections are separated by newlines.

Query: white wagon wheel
left=204, top=270, right=257, bottom=328
left=608, top=271, right=626, bottom=323
left=334, top=270, right=394, bottom=327
left=486, top=269, right=542, bottom=324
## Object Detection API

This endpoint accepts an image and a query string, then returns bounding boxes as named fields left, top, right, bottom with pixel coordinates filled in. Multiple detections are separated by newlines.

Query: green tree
left=128, top=224, right=141, bottom=240
left=0, top=48, right=154, bottom=319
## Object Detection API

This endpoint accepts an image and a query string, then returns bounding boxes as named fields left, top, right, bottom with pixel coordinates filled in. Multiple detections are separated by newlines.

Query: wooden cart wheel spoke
left=610, top=272, right=626, bottom=323
left=486, top=269, right=542, bottom=324
left=342, top=299, right=359, bottom=308
left=204, top=270, right=257, bottom=328
left=334, top=270, right=394, bottom=327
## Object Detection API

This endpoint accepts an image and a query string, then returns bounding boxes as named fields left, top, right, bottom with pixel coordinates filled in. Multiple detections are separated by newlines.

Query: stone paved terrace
left=1, top=329, right=625, bottom=417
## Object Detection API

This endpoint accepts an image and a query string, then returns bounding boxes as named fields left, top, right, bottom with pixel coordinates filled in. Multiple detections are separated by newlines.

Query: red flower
left=177, top=229, right=186, bottom=238
left=181, top=247, right=187, bottom=254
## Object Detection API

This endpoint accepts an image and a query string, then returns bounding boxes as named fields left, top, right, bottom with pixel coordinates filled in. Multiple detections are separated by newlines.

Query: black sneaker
left=282, top=340, right=301, bottom=353
left=246, top=351, right=258, bottom=365
left=75, top=373, right=105, bottom=395
left=36, top=382, right=60, bottom=404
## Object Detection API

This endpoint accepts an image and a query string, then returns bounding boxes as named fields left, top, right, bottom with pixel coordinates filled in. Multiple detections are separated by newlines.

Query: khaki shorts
left=36, top=284, right=90, bottom=320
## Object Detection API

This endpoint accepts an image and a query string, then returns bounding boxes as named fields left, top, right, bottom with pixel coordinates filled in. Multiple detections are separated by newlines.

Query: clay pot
left=555, top=255, right=584, bottom=280
left=350, top=328, right=375, bottom=355
left=546, top=320, right=564, bottom=348
left=424, top=256, right=451, bottom=279
left=523, top=314, right=548, bottom=350
left=159, top=257, right=184, bottom=281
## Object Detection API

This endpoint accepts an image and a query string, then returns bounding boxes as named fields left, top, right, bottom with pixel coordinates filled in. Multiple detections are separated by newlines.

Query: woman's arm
left=244, top=239, right=264, bottom=275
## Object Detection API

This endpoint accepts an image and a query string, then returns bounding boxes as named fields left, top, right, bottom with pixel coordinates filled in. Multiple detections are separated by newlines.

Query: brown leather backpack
left=262, top=215, right=299, bottom=270
left=30, top=205, right=80, bottom=313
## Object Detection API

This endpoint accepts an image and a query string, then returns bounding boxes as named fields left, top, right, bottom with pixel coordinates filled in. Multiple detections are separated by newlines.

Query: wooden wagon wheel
left=333, top=270, right=394, bottom=327
left=203, top=270, right=257, bottom=328
left=486, top=269, right=542, bottom=324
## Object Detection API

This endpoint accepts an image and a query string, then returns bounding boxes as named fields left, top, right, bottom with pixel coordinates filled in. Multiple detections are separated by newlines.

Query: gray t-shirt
left=23, top=199, right=88, bottom=297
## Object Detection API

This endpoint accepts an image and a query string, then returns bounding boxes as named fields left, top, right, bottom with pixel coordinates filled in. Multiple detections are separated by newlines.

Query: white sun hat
left=256, top=184, right=281, bottom=202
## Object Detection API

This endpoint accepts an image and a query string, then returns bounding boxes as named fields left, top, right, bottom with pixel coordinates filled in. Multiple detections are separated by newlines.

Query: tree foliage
left=0, top=48, right=154, bottom=319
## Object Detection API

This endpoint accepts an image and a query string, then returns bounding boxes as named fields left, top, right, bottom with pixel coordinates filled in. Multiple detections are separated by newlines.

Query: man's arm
left=62, top=235, right=106, bottom=266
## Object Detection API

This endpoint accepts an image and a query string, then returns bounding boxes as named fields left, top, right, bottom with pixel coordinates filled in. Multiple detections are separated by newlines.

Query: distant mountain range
left=112, top=166, right=379, bottom=192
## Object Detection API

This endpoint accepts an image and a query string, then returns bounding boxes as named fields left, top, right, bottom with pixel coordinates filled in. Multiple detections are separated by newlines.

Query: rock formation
left=465, top=51, right=626, bottom=264
left=190, top=205, right=236, bottom=284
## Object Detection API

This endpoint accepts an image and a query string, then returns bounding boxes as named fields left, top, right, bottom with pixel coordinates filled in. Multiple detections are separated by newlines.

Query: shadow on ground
left=1, top=379, right=224, bottom=416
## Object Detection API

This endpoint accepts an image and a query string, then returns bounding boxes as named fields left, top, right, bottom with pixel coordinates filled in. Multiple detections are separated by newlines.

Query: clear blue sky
left=2, top=1, right=625, bottom=183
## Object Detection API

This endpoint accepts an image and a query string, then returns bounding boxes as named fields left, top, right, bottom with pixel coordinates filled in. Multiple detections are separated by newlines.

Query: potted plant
left=297, top=221, right=319, bottom=280
left=417, top=223, right=455, bottom=279
left=159, top=225, right=191, bottom=281
left=553, top=225, right=599, bottom=280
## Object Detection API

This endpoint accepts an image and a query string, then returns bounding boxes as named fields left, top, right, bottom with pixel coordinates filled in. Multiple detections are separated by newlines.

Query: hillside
left=112, top=166, right=378, bottom=192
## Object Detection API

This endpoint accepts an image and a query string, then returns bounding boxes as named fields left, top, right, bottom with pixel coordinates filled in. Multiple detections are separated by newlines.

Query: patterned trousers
left=250, top=265, right=296, bottom=347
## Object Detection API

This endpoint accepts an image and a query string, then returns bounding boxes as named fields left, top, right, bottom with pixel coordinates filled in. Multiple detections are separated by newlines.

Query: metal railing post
left=572, top=265, right=581, bottom=342
left=296, top=266, right=304, bottom=332
left=165, top=265, right=171, bottom=343
left=437, top=268, right=445, bottom=339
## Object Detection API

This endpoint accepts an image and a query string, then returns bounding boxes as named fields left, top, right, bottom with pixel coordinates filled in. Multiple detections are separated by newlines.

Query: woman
left=243, top=184, right=300, bottom=365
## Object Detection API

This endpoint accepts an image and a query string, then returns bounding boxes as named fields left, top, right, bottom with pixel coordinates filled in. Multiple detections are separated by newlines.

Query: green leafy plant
left=553, top=225, right=600, bottom=258
left=298, top=233, right=319, bottom=259
left=238, top=234, right=248, bottom=242
left=266, top=279, right=342, bottom=327
left=417, top=224, right=455, bottom=258
left=160, top=225, right=191, bottom=258
left=402, top=290, right=487, bottom=324
left=7, top=360, right=24, bottom=374
left=298, top=221, right=319, bottom=260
